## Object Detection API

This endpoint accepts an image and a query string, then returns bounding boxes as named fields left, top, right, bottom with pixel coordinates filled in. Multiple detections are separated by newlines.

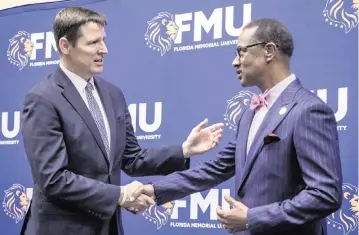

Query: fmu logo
left=6, top=30, right=59, bottom=71
left=223, top=91, right=253, bottom=132
left=323, top=0, right=359, bottom=33
left=2, top=184, right=30, bottom=223
left=145, top=12, right=179, bottom=56
left=7, top=31, right=34, bottom=71
left=327, top=183, right=358, bottom=235
left=142, top=201, right=175, bottom=229
left=144, top=4, right=252, bottom=56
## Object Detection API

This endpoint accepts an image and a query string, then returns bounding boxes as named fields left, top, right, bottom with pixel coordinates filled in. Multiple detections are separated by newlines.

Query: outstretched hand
left=183, top=118, right=224, bottom=157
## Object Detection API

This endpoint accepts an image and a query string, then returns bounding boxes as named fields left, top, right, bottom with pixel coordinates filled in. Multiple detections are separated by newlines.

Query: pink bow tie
left=250, top=90, right=269, bottom=111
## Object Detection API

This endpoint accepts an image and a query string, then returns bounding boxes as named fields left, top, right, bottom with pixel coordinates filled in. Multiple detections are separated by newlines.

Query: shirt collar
left=265, top=73, right=296, bottom=108
left=60, top=62, right=95, bottom=93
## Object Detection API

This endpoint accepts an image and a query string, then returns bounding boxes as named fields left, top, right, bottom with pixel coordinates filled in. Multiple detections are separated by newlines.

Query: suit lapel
left=236, top=108, right=255, bottom=168
left=237, top=79, right=302, bottom=192
left=94, top=78, right=116, bottom=165
left=54, top=67, right=109, bottom=166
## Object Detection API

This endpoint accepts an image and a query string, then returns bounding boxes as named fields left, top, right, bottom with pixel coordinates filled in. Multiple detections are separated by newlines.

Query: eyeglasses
left=235, top=42, right=267, bottom=57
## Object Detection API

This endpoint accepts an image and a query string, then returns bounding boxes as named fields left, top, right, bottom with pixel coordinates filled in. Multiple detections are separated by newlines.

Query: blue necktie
left=85, top=82, right=110, bottom=158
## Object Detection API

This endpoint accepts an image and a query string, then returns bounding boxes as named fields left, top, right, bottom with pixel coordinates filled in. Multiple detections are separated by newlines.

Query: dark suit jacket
left=20, top=67, right=189, bottom=235
left=152, top=79, right=342, bottom=235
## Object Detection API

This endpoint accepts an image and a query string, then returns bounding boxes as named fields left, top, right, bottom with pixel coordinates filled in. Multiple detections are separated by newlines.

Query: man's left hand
left=217, top=195, right=248, bottom=233
left=182, top=118, right=223, bottom=158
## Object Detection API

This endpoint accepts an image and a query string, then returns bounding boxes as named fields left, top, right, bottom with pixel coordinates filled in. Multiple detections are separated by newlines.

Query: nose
left=232, top=55, right=240, bottom=67
left=99, top=41, right=108, bottom=54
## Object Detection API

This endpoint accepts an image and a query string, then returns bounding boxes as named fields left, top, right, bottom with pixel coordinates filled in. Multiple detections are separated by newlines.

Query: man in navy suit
left=20, top=6, right=224, bottom=235
left=131, top=18, right=343, bottom=235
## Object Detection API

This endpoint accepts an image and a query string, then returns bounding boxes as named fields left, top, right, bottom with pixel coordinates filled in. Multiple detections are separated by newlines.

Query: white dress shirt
left=246, top=74, right=296, bottom=154
left=60, top=63, right=111, bottom=148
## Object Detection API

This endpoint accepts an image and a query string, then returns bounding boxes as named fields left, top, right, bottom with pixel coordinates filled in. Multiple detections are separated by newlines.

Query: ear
left=264, top=42, right=277, bottom=62
left=58, top=37, right=71, bottom=55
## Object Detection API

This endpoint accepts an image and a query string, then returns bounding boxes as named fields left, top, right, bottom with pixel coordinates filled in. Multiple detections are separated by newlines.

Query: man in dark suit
left=131, top=18, right=343, bottom=235
left=20, top=6, right=223, bottom=235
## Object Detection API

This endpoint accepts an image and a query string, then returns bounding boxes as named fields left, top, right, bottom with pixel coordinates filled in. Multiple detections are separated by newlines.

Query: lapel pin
left=279, top=107, right=287, bottom=115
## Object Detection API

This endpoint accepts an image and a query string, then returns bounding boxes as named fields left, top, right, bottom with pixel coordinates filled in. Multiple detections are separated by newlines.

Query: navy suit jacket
left=20, top=67, right=189, bottom=235
left=153, top=79, right=342, bottom=235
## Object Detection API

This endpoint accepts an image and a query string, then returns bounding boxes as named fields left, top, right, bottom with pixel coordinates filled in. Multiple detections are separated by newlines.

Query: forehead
left=237, top=26, right=257, bottom=46
left=78, top=22, right=106, bottom=39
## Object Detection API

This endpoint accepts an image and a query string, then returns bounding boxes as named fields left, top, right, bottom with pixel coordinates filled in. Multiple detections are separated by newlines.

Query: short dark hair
left=53, top=6, right=107, bottom=53
left=244, top=18, right=294, bottom=57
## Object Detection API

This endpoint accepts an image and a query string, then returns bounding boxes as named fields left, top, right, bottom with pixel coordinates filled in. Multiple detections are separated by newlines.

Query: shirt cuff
left=119, top=186, right=127, bottom=206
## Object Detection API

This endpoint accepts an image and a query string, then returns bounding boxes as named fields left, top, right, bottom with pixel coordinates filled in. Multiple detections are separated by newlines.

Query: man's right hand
left=119, top=181, right=155, bottom=212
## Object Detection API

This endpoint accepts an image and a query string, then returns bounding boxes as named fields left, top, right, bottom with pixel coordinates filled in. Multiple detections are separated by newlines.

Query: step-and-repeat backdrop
left=0, top=0, right=357, bottom=234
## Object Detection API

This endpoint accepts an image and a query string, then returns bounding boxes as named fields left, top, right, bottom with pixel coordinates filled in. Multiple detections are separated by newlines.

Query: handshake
left=118, top=181, right=156, bottom=213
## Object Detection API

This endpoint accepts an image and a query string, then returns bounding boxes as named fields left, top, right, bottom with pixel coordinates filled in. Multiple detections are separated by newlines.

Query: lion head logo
left=323, top=0, right=359, bottom=33
left=145, top=12, right=179, bottom=56
left=2, top=184, right=30, bottom=223
left=142, top=201, right=174, bottom=229
left=7, top=31, right=33, bottom=71
left=327, top=183, right=358, bottom=235
left=224, top=91, right=253, bottom=131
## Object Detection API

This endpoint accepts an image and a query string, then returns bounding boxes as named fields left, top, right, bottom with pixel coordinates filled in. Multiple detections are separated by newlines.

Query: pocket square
left=264, top=132, right=280, bottom=145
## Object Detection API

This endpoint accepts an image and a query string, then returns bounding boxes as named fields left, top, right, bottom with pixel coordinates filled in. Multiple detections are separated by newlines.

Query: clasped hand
left=119, top=181, right=155, bottom=213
